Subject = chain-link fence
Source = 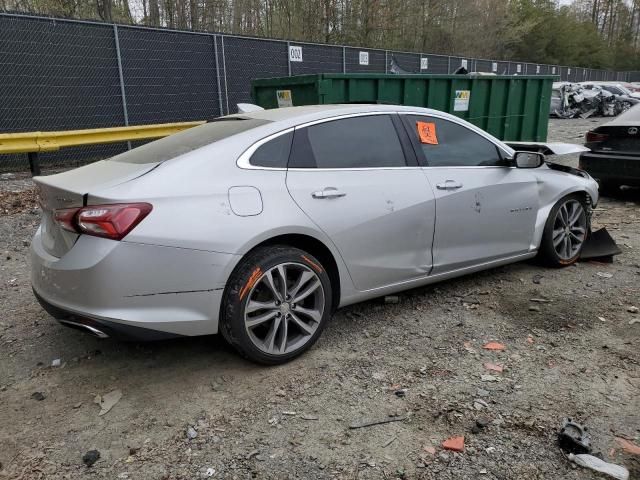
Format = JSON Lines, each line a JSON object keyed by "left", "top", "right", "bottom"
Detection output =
{"left": 0, "top": 12, "right": 634, "bottom": 172}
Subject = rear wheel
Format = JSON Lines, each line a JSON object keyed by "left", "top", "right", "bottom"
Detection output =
{"left": 538, "top": 194, "right": 588, "bottom": 267}
{"left": 220, "top": 245, "right": 332, "bottom": 365}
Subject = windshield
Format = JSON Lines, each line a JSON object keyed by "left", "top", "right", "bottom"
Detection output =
{"left": 108, "top": 118, "right": 270, "bottom": 164}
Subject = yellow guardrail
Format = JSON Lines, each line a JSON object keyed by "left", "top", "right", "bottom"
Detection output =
{"left": 0, "top": 121, "right": 205, "bottom": 155}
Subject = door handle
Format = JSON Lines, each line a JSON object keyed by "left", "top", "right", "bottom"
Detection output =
{"left": 312, "top": 187, "right": 346, "bottom": 199}
{"left": 436, "top": 180, "right": 463, "bottom": 190}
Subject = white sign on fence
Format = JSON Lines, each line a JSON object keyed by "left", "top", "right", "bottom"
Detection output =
{"left": 420, "top": 57, "right": 429, "bottom": 70}
{"left": 461, "top": 59, "right": 468, "bottom": 69}
{"left": 516, "top": 64, "right": 522, "bottom": 73}
{"left": 289, "top": 45, "right": 303, "bottom": 62}
{"left": 536, "top": 65, "right": 541, "bottom": 74}
{"left": 454, "top": 90, "right": 471, "bottom": 112}
{"left": 492, "top": 62, "right": 498, "bottom": 72}
{"left": 552, "top": 66, "right": 557, "bottom": 74}
{"left": 359, "top": 51, "right": 369, "bottom": 65}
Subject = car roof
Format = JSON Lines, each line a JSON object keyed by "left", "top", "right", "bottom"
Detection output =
{"left": 226, "top": 104, "right": 460, "bottom": 124}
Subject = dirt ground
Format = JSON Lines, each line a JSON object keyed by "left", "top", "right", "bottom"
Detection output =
{"left": 1, "top": 118, "right": 639, "bottom": 479}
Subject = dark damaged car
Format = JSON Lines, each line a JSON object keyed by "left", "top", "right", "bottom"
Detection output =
{"left": 580, "top": 104, "right": 640, "bottom": 194}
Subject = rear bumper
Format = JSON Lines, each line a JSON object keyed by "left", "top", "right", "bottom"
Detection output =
{"left": 579, "top": 152, "right": 640, "bottom": 186}
{"left": 34, "top": 289, "right": 183, "bottom": 341}
{"left": 31, "top": 227, "right": 238, "bottom": 338}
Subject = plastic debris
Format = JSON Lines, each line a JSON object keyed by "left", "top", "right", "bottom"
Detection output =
{"left": 94, "top": 389, "right": 122, "bottom": 416}
{"left": 558, "top": 418, "right": 591, "bottom": 454}
{"left": 568, "top": 453, "right": 629, "bottom": 480}
{"left": 627, "top": 306, "right": 638, "bottom": 314}
{"left": 483, "top": 342, "right": 505, "bottom": 351}
{"left": 442, "top": 436, "right": 465, "bottom": 452}
{"left": 187, "top": 426, "right": 198, "bottom": 439}
{"left": 51, "top": 358, "right": 61, "bottom": 367}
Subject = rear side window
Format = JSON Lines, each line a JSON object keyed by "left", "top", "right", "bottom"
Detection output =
{"left": 249, "top": 131, "right": 293, "bottom": 168}
{"left": 289, "top": 115, "right": 407, "bottom": 168}
{"left": 404, "top": 115, "right": 504, "bottom": 167}
{"left": 109, "top": 118, "right": 270, "bottom": 164}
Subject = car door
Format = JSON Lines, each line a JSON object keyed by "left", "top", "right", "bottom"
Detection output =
{"left": 286, "top": 113, "right": 436, "bottom": 291}
{"left": 400, "top": 113, "right": 539, "bottom": 274}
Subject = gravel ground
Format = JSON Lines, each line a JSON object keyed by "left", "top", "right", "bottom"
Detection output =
{"left": 1, "top": 118, "right": 639, "bottom": 479}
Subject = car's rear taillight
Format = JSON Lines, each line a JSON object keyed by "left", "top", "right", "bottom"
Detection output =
{"left": 585, "top": 131, "right": 609, "bottom": 143}
{"left": 53, "top": 203, "right": 152, "bottom": 240}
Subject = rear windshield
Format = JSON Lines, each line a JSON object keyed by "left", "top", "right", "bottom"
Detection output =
{"left": 108, "top": 118, "right": 270, "bottom": 164}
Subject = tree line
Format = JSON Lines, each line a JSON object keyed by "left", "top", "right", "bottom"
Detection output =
{"left": 3, "top": 0, "right": 640, "bottom": 70}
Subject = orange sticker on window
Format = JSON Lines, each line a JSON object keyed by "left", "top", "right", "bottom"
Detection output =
{"left": 417, "top": 121, "right": 438, "bottom": 145}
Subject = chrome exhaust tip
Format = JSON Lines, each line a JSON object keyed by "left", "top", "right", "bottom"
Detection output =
{"left": 59, "top": 319, "right": 109, "bottom": 338}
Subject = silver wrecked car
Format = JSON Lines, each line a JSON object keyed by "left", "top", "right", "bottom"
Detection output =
{"left": 31, "top": 105, "right": 598, "bottom": 364}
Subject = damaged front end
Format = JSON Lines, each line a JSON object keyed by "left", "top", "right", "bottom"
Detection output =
{"left": 506, "top": 141, "right": 621, "bottom": 260}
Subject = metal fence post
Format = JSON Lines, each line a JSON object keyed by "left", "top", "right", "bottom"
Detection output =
{"left": 447, "top": 56, "right": 451, "bottom": 74}
{"left": 221, "top": 35, "right": 229, "bottom": 115}
{"left": 342, "top": 46, "right": 346, "bottom": 73}
{"left": 213, "top": 35, "right": 224, "bottom": 116}
{"left": 28, "top": 152, "right": 40, "bottom": 176}
{"left": 113, "top": 24, "right": 131, "bottom": 150}
{"left": 287, "top": 41, "right": 292, "bottom": 76}
{"left": 385, "top": 50, "right": 388, "bottom": 73}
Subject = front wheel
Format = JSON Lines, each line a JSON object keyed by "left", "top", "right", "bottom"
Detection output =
{"left": 538, "top": 195, "right": 588, "bottom": 267}
{"left": 220, "top": 245, "right": 332, "bottom": 365}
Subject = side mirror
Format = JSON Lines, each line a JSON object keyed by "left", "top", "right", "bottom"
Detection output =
{"left": 513, "top": 151, "right": 544, "bottom": 168}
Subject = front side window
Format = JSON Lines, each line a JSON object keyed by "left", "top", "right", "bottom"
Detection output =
{"left": 404, "top": 115, "right": 504, "bottom": 167}
{"left": 289, "top": 115, "right": 407, "bottom": 168}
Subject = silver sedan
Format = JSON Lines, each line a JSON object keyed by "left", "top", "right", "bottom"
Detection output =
{"left": 31, "top": 105, "right": 598, "bottom": 364}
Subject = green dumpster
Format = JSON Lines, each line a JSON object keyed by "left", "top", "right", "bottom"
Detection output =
{"left": 251, "top": 73, "right": 557, "bottom": 142}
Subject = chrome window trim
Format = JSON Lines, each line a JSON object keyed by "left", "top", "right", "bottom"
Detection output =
{"left": 236, "top": 127, "right": 294, "bottom": 170}
{"left": 419, "top": 165, "right": 515, "bottom": 170}
{"left": 293, "top": 111, "right": 392, "bottom": 129}
{"left": 287, "top": 167, "right": 424, "bottom": 172}
{"left": 236, "top": 110, "right": 512, "bottom": 171}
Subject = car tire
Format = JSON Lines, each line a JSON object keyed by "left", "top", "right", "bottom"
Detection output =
{"left": 538, "top": 194, "right": 589, "bottom": 268}
{"left": 220, "top": 245, "right": 332, "bottom": 365}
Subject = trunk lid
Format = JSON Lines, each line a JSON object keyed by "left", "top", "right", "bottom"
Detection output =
{"left": 35, "top": 160, "right": 159, "bottom": 257}
{"left": 587, "top": 124, "right": 640, "bottom": 155}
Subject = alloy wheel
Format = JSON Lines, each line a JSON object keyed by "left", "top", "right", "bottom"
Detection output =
{"left": 244, "top": 262, "right": 325, "bottom": 355}
{"left": 552, "top": 199, "right": 587, "bottom": 260}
